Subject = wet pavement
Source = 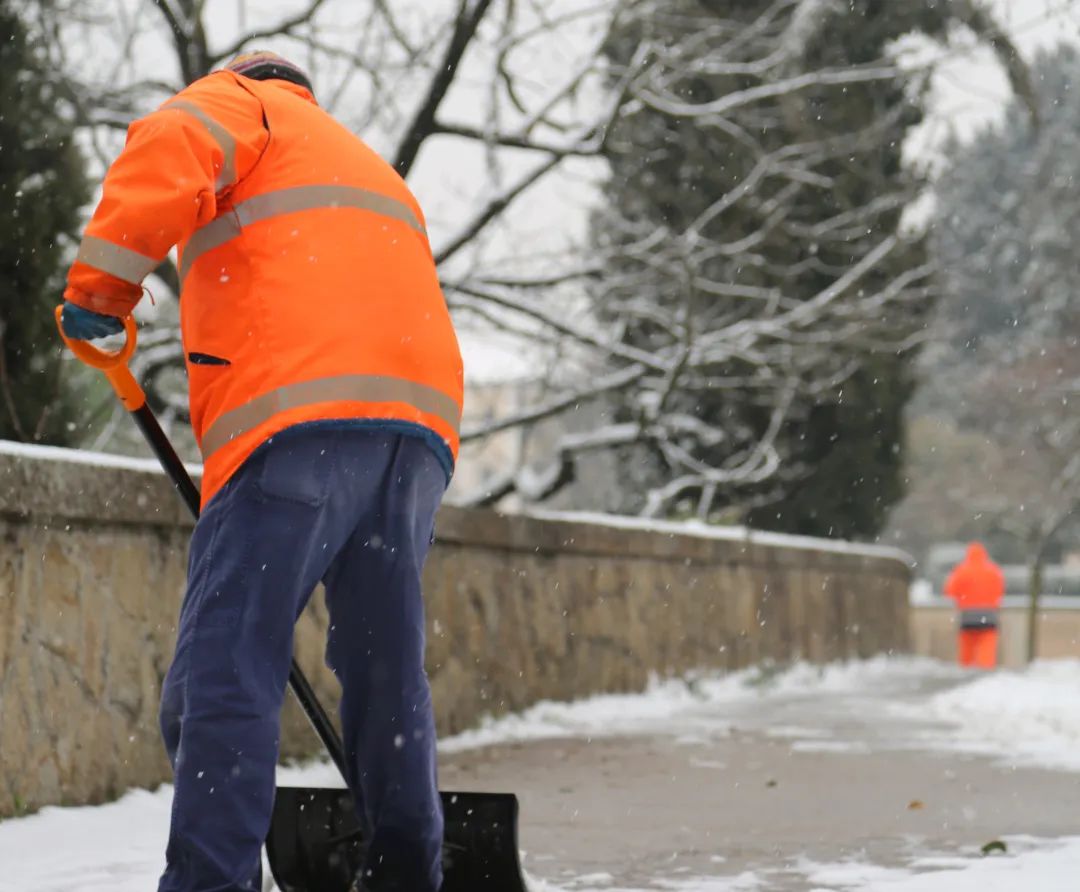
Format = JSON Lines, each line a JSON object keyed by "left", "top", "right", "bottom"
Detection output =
{"left": 438, "top": 666, "right": 1080, "bottom": 889}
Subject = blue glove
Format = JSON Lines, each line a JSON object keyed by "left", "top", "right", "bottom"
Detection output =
{"left": 60, "top": 302, "right": 125, "bottom": 340}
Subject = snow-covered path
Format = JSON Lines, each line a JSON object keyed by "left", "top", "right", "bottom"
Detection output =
{"left": 438, "top": 657, "right": 1080, "bottom": 890}
{"left": 3, "top": 658, "right": 1080, "bottom": 891}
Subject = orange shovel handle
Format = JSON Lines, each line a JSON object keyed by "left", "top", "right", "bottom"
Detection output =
{"left": 54, "top": 306, "right": 146, "bottom": 411}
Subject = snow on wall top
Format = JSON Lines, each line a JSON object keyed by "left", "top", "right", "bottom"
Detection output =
{"left": 526, "top": 509, "right": 914, "bottom": 565}
{"left": 0, "top": 439, "right": 201, "bottom": 476}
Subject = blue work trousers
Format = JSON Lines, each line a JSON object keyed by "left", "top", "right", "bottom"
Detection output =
{"left": 157, "top": 428, "right": 447, "bottom": 892}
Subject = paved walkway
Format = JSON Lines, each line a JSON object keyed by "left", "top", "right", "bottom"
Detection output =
{"left": 438, "top": 668, "right": 1080, "bottom": 889}
{"left": 4, "top": 660, "right": 1078, "bottom": 891}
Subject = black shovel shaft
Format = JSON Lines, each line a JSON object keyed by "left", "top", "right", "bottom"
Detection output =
{"left": 132, "top": 407, "right": 201, "bottom": 515}
{"left": 131, "top": 403, "right": 350, "bottom": 780}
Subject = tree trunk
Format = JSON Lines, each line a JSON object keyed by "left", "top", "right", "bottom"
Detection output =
{"left": 1025, "top": 546, "right": 1044, "bottom": 664}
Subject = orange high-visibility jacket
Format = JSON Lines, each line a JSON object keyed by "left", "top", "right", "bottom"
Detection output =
{"left": 65, "top": 71, "right": 463, "bottom": 505}
{"left": 944, "top": 543, "right": 1005, "bottom": 610}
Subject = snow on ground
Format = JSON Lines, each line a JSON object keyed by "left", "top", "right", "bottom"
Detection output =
{"left": 436, "top": 656, "right": 1080, "bottom": 774}
{"left": 5, "top": 657, "right": 1080, "bottom": 891}
{"left": 529, "top": 836, "right": 1080, "bottom": 891}
{"left": 443, "top": 657, "right": 960, "bottom": 753}
{"left": 903, "top": 659, "right": 1080, "bottom": 772}
{"left": 0, "top": 788, "right": 172, "bottom": 892}
{"left": 783, "top": 837, "right": 1080, "bottom": 892}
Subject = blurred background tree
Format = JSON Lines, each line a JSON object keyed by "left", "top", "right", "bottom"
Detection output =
{"left": 888, "top": 43, "right": 1080, "bottom": 569}
{"left": 591, "top": 0, "right": 1033, "bottom": 538}
{"left": 0, "top": 0, "right": 89, "bottom": 445}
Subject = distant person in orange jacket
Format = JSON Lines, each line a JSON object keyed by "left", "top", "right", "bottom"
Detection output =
{"left": 944, "top": 542, "right": 1005, "bottom": 670}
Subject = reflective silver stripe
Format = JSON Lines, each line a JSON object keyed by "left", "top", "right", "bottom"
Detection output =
{"left": 75, "top": 235, "right": 158, "bottom": 285}
{"left": 178, "top": 184, "right": 426, "bottom": 281}
{"left": 959, "top": 608, "right": 998, "bottom": 629}
{"left": 200, "top": 374, "right": 460, "bottom": 459}
{"left": 237, "top": 185, "right": 425, "bottom": 235}
{"left": 179, "top": 213, "right": 241, "bottom": 281}
{"left": 163, "top": 100, "right": 237, "bottom": 192}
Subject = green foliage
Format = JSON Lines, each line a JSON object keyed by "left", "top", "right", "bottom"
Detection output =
{"left": 747, "top": 359, "right": 910, "bottom": 538}
{"left": 594, "top": 0, "right": 939, "bottom": 538}
{"left": 0, "top": 0, "right": 89, "bottom": 444}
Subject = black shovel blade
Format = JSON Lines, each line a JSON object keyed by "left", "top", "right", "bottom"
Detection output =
{"left": 266, "top": 786, "right": 528, "bottom": 892}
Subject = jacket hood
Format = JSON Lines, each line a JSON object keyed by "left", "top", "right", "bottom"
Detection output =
{"left": 966, "top": 542, "right": 990, "bottom": 562}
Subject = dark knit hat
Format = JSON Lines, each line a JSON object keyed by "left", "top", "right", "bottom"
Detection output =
{"left": 224, "top": 50, "right": 314, "bottom": 96}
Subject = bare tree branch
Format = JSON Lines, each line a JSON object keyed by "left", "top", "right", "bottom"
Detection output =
{"left": 461, "top": 364, "right": 647, "bottom": 442}
{"left": 393, "top": 0, "right": 497, "bottom": 177}
{"left": 433, "top": 153, "right": 561, "bottom": 265}
{"left": 637, "top": 61, "right": 903, "bottom": 119}
{"left": 209, "top": 0, "right": 332, "bottom": 65}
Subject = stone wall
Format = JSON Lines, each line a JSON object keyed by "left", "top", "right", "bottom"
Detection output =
{"left": 0, "top": 444, "right": 911, "bottom": 818}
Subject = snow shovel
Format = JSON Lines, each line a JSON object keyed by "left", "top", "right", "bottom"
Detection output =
{"left": 56, "top": 310, "right": 528, "bottom": 892}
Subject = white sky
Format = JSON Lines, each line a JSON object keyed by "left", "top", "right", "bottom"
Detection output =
{"left": 905, "top": 0, "right": 1080, "bottom": 169}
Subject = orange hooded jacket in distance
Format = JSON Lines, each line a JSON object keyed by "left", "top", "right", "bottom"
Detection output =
{"left": 944, "top": 543, "right": 1005, "bottom": 610}
{"left": 65, "top": 71, "right": 463, "bottom": 506}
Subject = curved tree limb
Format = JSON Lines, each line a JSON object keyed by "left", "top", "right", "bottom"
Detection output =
{"left": 392, "top": 0, "right": 497, "bottom": 177}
